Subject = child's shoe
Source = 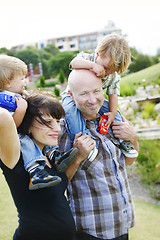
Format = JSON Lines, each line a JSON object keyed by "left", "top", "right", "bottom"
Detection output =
{"left": 119, "top": 141, "right": 138, "bottom": 158}
{"left": 87, "top": 147, "right": 98, "bottom": 162}
{"left": 29, "top": 165, "right": 61, "bottom": 190}
{"left": 50, "top": 148, "right": 79, "bottom": 172}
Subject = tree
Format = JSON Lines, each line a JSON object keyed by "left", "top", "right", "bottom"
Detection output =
{"left": 48, "top": 51, "right": 77, "bottom": 78}
{"left": 58, "top": 69, "right": 65, "bottom": 83}
{"left": 54, "top": 86, "right": 60, "bottom": 97}
{"left": 15, "top": 46, "right": 40, "bottom": 66}
{"left": 39, "top": 75, "right": 45, "bottom": 87}
{"left": 44, "top": 44, "right": 59, "bottom": 56}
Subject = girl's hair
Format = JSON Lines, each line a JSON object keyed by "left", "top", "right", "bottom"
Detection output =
{"left": 18, "top": 91, "right": 65, "bottom": 137}
{"left": 0, "top": 54, "right": 27, "bottom": 89}
{"left": 96, "top": 34, "right": 131, "bottom": 73}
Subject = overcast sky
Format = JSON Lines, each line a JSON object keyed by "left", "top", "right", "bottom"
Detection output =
{"left": 0, "top": 0, "right": 159, "bottom": 55}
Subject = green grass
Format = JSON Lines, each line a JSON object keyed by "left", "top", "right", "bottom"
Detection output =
{"left": 121, "top": 63, "right": 160, "bottom": 85}
{"left": 0, "top": 170, "right": 18, "bottom": 240}
{"left": 0, "top": 170, "right": 160, "bottom": 240}
{"left": 130, "top": 199, "right": 160, "bottom": 240}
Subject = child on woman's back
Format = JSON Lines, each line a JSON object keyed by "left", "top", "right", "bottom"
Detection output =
{"left": 0, "top": 54, "right": 78, "bottom": 190}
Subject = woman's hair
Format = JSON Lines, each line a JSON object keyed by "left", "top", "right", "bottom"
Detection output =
{"left": 0, "top": 54, "right": 27, "bottom": 89}
{"left": 18, "top": 91, "right": 65, "bottom": 137}
{"left": 96, "top": 34, "right": 131, "bottom": 73}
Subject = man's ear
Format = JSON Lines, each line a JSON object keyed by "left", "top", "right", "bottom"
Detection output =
{"left": 68, "top": 90, "right": 74, "bottom": 100}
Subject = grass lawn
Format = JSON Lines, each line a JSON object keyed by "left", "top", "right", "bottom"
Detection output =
{"left": 0, "top": 170, "right": 160, "bottom": 240}
{"left": 121, "top": 62, "right": 160, "bottom": 85}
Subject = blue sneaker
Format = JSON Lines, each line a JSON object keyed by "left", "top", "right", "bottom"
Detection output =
{"left": 29, "top": 166, "right": 61, "bottom": 190}
{"left": 49, "top": 148, "right": 79, "bottom": 172}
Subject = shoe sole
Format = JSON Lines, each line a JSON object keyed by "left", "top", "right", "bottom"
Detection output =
{"left": 29, "top": 177, "right": 62, "bottom": 190}
{"left": 87, "top": 147, "right": 98, "bottom": 162}
{"left": 121, "top": 149, "right": 138, "bottom": 158}
{"left": 57, "top": 148, "right": 78, "bottom": 172}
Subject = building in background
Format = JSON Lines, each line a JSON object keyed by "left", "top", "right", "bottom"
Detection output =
{"left": 12, "top": 21, "right": 122, "bottom": 52}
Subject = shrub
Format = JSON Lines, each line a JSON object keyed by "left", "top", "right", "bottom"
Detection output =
{"left": 39, "top": 75, "right": 45, "bottom": 87}
{"left": 137, "top": 139, "right": 160, "bottom": 184}
{"left": 58, "top": 69, "right": 65, "bottom": 84}
{"left": 141, "top": 102, "right": 157, "bottom": 119}
{"left": 54, "top": 86, "right": 60, "bottom": 97}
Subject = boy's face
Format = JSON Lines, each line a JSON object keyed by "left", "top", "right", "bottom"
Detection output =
{"left": 96, "top": 55, "right": 115, "bottom": 75}
{"left": 5, "top": 74, "right": 26, "bottom": 94}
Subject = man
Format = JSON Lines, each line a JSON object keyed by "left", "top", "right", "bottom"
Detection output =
{"left": 59, "top": 69, "right": 139, "bottom": 240}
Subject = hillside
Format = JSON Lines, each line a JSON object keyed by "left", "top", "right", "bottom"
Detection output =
{"left": 121, "top": 62, "right": 160, "bottom": 85}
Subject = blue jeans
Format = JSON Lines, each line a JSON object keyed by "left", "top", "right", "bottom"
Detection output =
{"left": 19, "top": 135, "right": 56, "bottom": 171}
{"left": 75, "top": 232, "right": 128, "bottom": 240}
{"left": 62, "top": 95, "right": 122, "bottom": 143}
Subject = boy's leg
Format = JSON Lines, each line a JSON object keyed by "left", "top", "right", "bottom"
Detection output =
{"left": 62, "top": 95, "right": 97, "bottom": 162}
{"left": 19, "top": 135, "right": 61, "bottom": 190}
{"left": 99, "top": 99, "right": 138, "bottom": 158}
{"left": 62, "top": 96, "right": 88, "bottom": 142}
{"left": 48, "top": 147, "right": 79, "bottom": 172}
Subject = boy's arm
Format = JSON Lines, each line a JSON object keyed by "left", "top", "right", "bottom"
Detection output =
{"left": 70, "top": 57, "right": 105, "bottom": 77}
{"left": 104, "top": 94, "right": 118, "bottom": 127}
{"left": 0, "top": 108, "right": 20, "bottom": 169}
{"left": 13, "top": 97, "right": 28, "bottom": 127}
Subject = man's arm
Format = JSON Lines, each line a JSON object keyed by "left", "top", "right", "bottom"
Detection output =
{"left": 0, "top": 108, "right": 20, "bottom": 169}
{"left": 112, "top": 115, "right": 139, "bottom": 165}
{"left": 65, "top": 133, "right": 96, "bottom": 182}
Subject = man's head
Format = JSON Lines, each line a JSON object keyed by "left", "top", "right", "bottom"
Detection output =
{"left": 0, "top": 54, "right": 27, "bottom": 93}
{"left": 68, "top": 69, "right": 104, "bottom": 120}
{"left": 96, "top": 34, "right": 131, "bottom": 74}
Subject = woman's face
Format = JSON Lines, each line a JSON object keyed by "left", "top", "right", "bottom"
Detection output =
{"left": 29, "top": 114, "right": 61, "bottom": 151}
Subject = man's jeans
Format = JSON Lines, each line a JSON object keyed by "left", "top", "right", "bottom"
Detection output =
{"left": 75, "top": 232, "right": 128, "bottom": 240}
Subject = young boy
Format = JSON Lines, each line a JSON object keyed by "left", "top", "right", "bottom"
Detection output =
{"left": 62, "top": 34, "right": 138, "bottom": 159}
{"left": 0, "top": 54, "right": 78, "bottom": 190}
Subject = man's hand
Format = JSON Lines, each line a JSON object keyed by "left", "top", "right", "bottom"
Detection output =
{"left": 112, "top": 115, "right": 137, "bottom": 145}
{"left": 73, "top": 132, "right": 96, "bottom": 161}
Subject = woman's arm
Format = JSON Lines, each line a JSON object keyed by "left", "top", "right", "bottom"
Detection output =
{"left": 0, "top": 107, "right": 20, "bottom": 169}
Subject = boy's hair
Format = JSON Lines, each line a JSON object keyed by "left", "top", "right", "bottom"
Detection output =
{"left": 0, "top": 54, "right": 27, "bottom": 89}
{"left": 18, "top": 91, "right": 65, "bottom": 138}
{"left": 96, "top": 34, "right": 131, "bottom": 73}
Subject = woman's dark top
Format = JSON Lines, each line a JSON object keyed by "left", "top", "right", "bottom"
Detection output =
{"left": 0, "top": 154, "right": 76, "bottom": 240}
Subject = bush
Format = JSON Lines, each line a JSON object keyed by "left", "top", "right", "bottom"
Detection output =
{"left": 141, "top": 102, "right": 157, "bottom": 119}
{"left": 54, "top": 86, "right": 60, "bottom": 97}
{"left": 58, "top": 69, "right": 65, "bottom": 84}
{"left": 137, "top": 139, "right": 160, "bottom": 184}
{"left": 120, "top": 81, "right": 136, "bottom": 96}
{"left": 39, "top": 75, "right": 45, "bottom": 87}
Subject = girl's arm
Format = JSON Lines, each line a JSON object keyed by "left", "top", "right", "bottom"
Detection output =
{"left": 0, "top": 108, "right": 20, "bottom": 169}
{"left": 13, "top": 97, "right": 28, "bottom": 127}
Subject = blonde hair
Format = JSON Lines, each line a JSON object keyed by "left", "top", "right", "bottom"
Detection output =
{"left": 0, "top": 54, "right": 27, "bottom": 89}
{"left": 96, "top": 34, "right": 131, "bottom": 73}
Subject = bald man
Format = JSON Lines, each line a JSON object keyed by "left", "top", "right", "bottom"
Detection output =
{"left": 59, "top": 69, "right": 139, "bottom": 240}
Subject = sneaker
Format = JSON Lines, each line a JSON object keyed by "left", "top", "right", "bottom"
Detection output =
{"left": 87, "top": 147, "right": 98, "bottom": 162}
{"left": 50, "top": 148, "right": 79, "bottom": 172}
{"left": 119, "top": 141, "right": 138, "bottom": 158}
{"left": 29, "top": 166, "right": 61, "bottom": 190}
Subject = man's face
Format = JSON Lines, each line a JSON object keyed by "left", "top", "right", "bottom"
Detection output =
{"left": 70, "top": 71, "right": 104, "bottom": 119}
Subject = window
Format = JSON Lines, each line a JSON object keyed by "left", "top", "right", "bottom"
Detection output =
{"left": 90, "top": 35, "right": 96, "bottom": 41}
{"left": 70, "top": 44, "right": 76, "bottom": 48}
{"left": 80, "top": 36, "right": 86, "bottom": 42}
{"left": 58, "top": 45, "right": 64, "bottom": 49}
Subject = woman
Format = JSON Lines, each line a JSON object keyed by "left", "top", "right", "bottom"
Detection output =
{"left": 0, "top": 91, "right": 81, "bottom": 240}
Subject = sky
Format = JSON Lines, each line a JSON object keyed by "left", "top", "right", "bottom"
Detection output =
{"left": 0, "top": 0, "right": 160, "bottom": 56}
